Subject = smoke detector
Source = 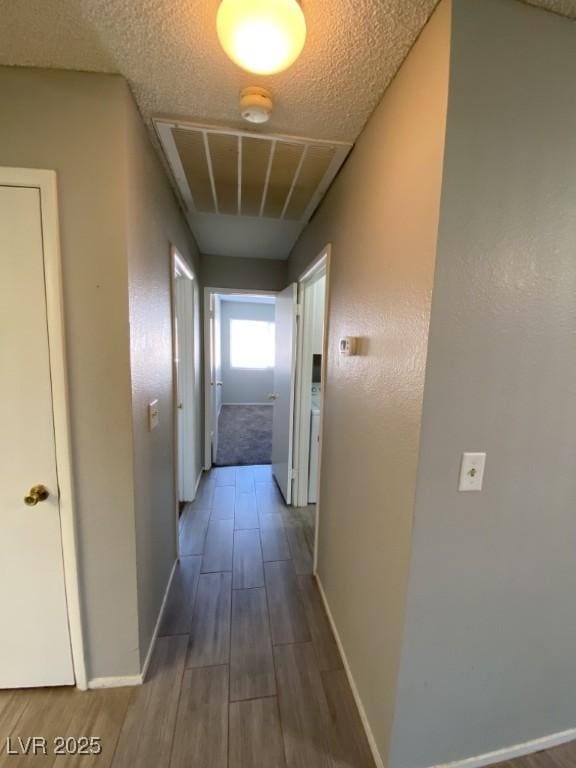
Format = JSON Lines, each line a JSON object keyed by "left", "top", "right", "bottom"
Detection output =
{"left": 240, "top": 86, "right": 273, "bottom": 124}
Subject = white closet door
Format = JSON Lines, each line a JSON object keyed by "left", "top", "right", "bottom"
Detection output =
{"left": 0, "top": 185, "right": 74, "bottom": 688}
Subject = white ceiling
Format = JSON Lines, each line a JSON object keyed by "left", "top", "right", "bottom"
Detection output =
{"left": 2, "top": 0, "right": 575, "bottom": 255}
{"left": 0, "top": 0, "right": 441, "bottom": 142}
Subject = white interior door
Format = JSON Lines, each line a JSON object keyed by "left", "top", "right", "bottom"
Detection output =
{"left": 272, "top": 283, "right": 298, "bottom": 504}
{"left": 175, "top": 274, "right": 196, "bottom": 501}
{"left": 212, "top": 295, "right": 223, "bottom": 462}
{"left": 0, "top": 185, "right": 74, "bottom": 688}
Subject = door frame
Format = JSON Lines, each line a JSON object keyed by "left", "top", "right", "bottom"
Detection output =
{"left": 0, "top": 167, "right": 87, "bottom": 689}
{"left": 293, "top": 245, "right": 331, "bottom": 569}
{"left": 170, "top": 246, "right": 199, "bottom": 544}
{"left": 271, "top": 282, "right": 298, "bottom": 505}
{"left": 203, "top": 286, "right": 278, "bottom": 470}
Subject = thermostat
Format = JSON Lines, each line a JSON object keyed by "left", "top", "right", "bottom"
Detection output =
{"left": 339, "top": 337, "right": 358, "bottom": 356}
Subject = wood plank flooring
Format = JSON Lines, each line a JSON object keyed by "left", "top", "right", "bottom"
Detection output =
{"left": 0, "top": 465, "right": 369, "bottom": 768}
{"left": 3, "top": 464, "right": 571, "bottom": 768}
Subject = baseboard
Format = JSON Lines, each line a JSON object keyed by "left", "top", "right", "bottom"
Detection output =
{"left": 140, "top": 558, "right": 178, "bottom": 682}
{"left": 432, "top": 728, "right": 576, "bottom": 768}
{"left": 88, "top": 674, "right": 143, "bottom": 689}
{"left": 315, "top": 578, "right": 576, "bottom": 768}
{"left": 182, "top": 467, "right": 204, "bottom": 504}
{"left": 221, "top": 402, "right": 273, "bottom": 406}
{"left": 193, "top": 467, "right": 203, "bottom": 499}
{"left": 88, "top": 559, "right": 178, "bottom": 690}
{"left": 314, "top": 573, "right": 386, "bottom": 768}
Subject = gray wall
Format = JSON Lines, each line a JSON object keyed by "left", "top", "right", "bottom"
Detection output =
{"left": 220, "top": 301, "right": 275, "bottom": 404}
{"left": 202, "top": 253, "right": 287, "bottom": 291}
{"left": 287, "top": 2, "right": 451, "bottom": 761}
{"left": 124, "top": 86, "right": 201, "bottom": 668}
{"left": 389, "top": 1, "right": 576, "bottom": 766}
{"left": 0, "top": 66, "right": 201, "bottom": 681}
{"left": 0, "top": 67, "right": 139, "bottom": 678}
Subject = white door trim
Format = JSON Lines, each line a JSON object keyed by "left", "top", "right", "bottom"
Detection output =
{"left": 293, "top": 244, "right": 331, "bottom": 569}
{"left": 271, "top": 283, "right": 298, "bottom": 504}
{"left": 170, "top": 246, "right": 198, "bottom": 553}
{"left": 0, "top": 167, "right": 87, "bottom": 690}
{"left": 202, "top": 286, "right": 278, "bottom": 470}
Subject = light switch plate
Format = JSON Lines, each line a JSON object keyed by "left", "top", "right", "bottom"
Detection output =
{"left": 458, "top": 452, "right": 486, "bottom": 492}
{"left": 148, "top": 399, "right": 159, "bottom": 431}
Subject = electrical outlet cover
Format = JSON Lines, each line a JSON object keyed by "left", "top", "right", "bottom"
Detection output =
{"left": 458, "top": 452, "right": 486, "bottom": 492}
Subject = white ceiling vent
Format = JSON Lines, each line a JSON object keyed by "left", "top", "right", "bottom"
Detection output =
{"left": 154, "top": 118, "right": 352, "bottom": 259}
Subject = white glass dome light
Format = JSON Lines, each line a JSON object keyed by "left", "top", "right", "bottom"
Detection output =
{"left": 217, "top": 0, "right": 307, "bottom": 76}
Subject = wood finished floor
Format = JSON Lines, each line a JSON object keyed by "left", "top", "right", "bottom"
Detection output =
{"left": 2, "top": 465, "right": 575, "bottom": 768}
{"left": 0, "top": 465, "right": 373, "bottom": 768}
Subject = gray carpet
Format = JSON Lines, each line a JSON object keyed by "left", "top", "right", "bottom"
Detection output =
{"left": 215, "top": 404, "right": 273, "bottom": 467}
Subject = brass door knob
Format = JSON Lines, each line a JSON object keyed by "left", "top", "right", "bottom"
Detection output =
{"left": 24, "top": 484, "right": 49, "bottom": 506}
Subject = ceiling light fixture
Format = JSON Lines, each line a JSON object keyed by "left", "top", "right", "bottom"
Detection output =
{"left": 217, "top": 0, "right": 307, "bottom": 76}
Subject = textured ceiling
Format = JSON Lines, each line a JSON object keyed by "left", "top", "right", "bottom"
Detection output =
{"left": 2, "top": 0, "right": 576, "bottom": 254}
{"left": 524, "top": 0, "right": 576, "bottom": 13}
{"left": 1, "top": 0, "right": 439, "bottom": 142}
{"left": 2, "top": 0, "right": 575, "bottom": 142}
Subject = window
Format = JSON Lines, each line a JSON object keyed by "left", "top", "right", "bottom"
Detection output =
{"left": 230, "top": 319, "right": 275, "bottom": 369}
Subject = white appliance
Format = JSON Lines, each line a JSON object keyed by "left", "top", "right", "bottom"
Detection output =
{"left": 308, "top": 405, "right": 321, "bottom": 503}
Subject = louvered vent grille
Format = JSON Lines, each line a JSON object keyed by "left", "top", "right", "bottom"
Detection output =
{"left": 167, "top": 123, "right": 348, "bottom": 222}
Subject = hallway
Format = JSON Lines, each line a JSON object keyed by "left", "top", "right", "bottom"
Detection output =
{"left": 2, "top": 467, "right": 576, "bottom": 767}
{"left": 0, "top": 466, "right": 374, "bottom": 767}
{"left": 159, "top": 463, "right": 375, "bottom": 767}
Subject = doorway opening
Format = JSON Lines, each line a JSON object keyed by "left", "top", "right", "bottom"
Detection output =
{"left": 204, "top": 288, "right": 278, "bottom": 470}
{"left": 293, "top": 246, "right": 330, "bottom": 562}
{"left": 171, "top": 246, "right": 200, "bottom": 520}
{"left": 203, "top": 250, "right": 330, "bottom": 527}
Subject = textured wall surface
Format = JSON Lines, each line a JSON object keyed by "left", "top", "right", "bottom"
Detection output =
{"left": 124, "top": 86, "right": 202, "bottom": 668}
{"left": 0, "top": 66, "right": 203, "bottom": 681}
{"left": 287, "top": 3, "right": 451, "bottom": 761}
{"left": 202, "top": 254, "right": 288, "bottom": 292}
{"left": 389, "top": 1, "right": 576, "bottom": 766}
{"left": 220, "top": 301, "right": 275, "bottom": 405}
{"left": 0, "top": 67, "right": 140, "bottom": 679}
